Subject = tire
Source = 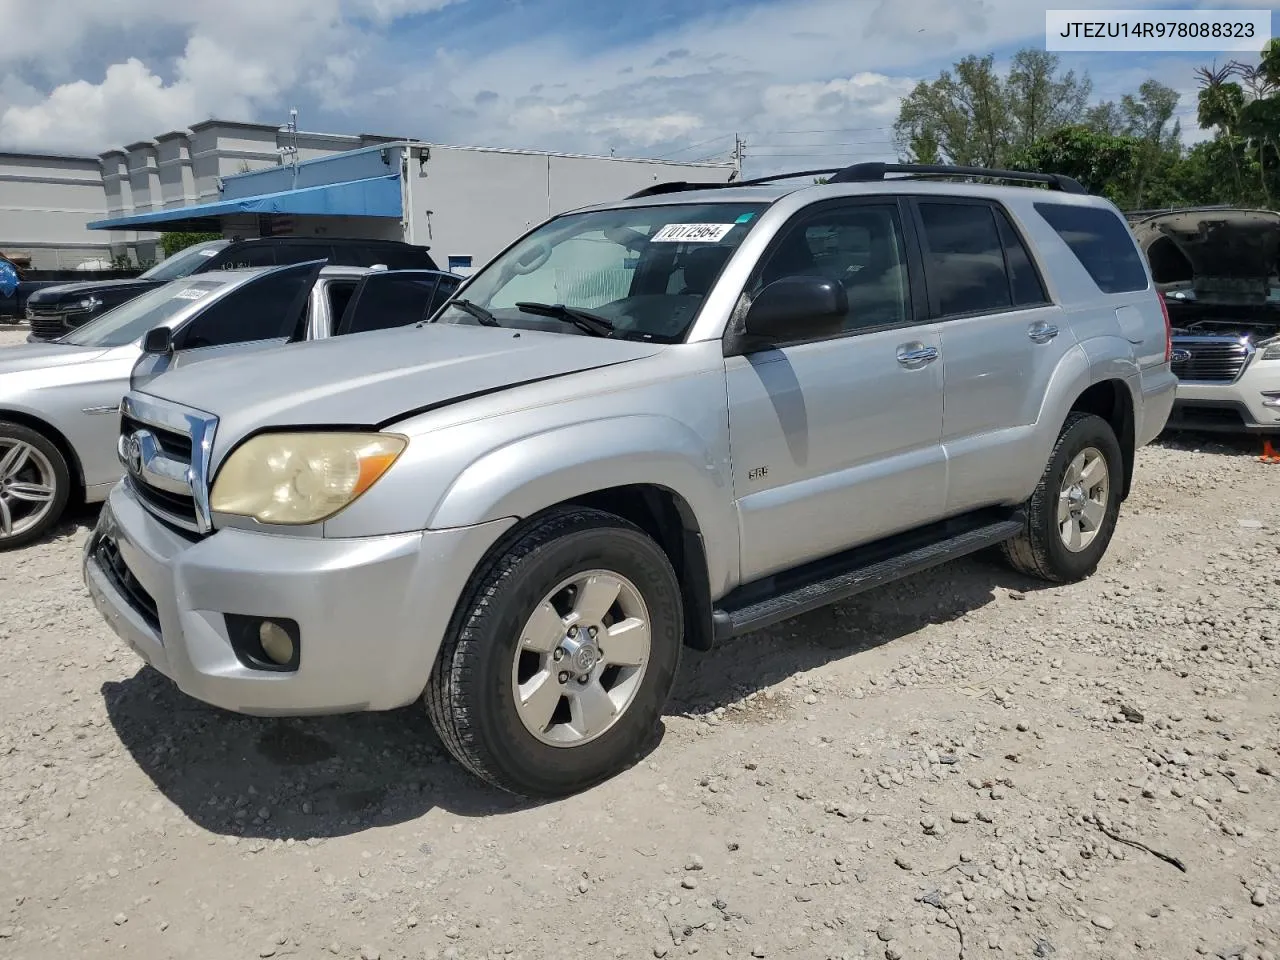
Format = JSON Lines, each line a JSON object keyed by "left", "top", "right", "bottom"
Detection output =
{"left": 425, "top": 506, "right": 684, "bottom": 798}
{"left": 1000, "top": 412, "right": 1124, "bottom": 584}
{"left": 0, "top": 421, "right": 71, "bottom": 551}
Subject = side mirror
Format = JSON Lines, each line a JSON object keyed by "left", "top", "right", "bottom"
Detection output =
{"left": 743, "top": 276, "right": 848, "bottom": 344}
{"left": 141, "top": 326, "right": 173, "bottom": 354}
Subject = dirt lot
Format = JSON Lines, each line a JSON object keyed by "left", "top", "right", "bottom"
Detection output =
{"left": 2, "top": 322, "right": 1279, "bottom": 960}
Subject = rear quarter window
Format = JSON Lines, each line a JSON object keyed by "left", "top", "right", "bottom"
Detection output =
{"left": 1034, "top": 202, "right": 1149, "bottom": 294}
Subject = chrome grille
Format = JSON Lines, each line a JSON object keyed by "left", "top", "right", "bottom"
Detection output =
{"left": 1169, "top": 336, "right": 1253, "bottom": 384}
{"left": 118, "top": 394, "right": 219, "bottom": 535}
{"left": 25, "top": 306, "right": 71, "bottom": 341}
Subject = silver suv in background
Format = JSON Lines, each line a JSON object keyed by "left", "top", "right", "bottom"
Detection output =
{"left": 85, "top": 162, "right": 1176, "bottom": 798}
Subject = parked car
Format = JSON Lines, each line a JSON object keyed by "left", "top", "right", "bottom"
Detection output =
{"left": 24, "top": 237, "right": 440, "bottom": 342}
{"left": 84, "top": 162, "right": 1176, "bottom": 798}
{"left": 1, "top": 263, "right": 144, "bottom": 323}
{"left": 1129, "top": 207, "right": 1280, "bottom": 436}
{"left": 0, "top": 261, "right": 460, "bottom": 549}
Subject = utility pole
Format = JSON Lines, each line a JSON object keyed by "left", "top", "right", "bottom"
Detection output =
{"left": 730, "top": 134, "right": 745, "bottom": 182}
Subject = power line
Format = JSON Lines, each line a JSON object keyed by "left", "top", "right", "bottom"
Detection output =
{"left": 751, "top": 139, "right": 894, "bottom": 148}
{"left": 744, "top": 125, "right": 894, "bottom": 136}
{"left": 658, "top": 133, "right": 735, "bottom": 159}
{"left": 747, "top": 151, "right": 895, "bottom": 159}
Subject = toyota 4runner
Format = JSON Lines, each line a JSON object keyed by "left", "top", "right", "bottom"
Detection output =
{"left": 83, "top": 162, "right": 1177, "bottom": 798}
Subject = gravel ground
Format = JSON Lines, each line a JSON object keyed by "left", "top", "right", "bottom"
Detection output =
{"left": 2, "top": 322, "right": 1279, "bottom": 960}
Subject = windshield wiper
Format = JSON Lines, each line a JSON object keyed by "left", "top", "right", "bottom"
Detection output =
{"left": 450, "top": 298, "right": 501, "bottom": 327}
{"left": 514, "top": 301, "right": 614, "bottom": 337}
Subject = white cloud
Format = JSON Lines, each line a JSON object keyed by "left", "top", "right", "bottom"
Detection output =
{"left": 0, "top": 0, "right": 1258, "bottom": 165}
{"left": 0, "top": 0, "right": 459, "bottom": 152}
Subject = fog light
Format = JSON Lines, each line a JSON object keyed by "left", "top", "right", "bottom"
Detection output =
{"left": 259, "top": 621, "right": 295, "bottom": 665}
{"left": 224, "top": 614, "right": 300, "bottom": 672}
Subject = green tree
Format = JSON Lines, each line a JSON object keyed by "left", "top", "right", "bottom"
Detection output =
{"left": 1008, "top": 126, "right": 1143, "bottom": 204}
{"left": 894, "top": 49, "right": 1092, "bottom": 167}
{"left": 1006, "top": 49, "right": 1093, "bottom": 150}
{"left": 159, "top": 231, "right": 222, "bottom": 259}
{"left": 1119, "top": 80, "right": 1181, "bottom": 207}
{"left": 1085, "top": 101, "right": 1125, "bottom": 135}
{"left": 904, "top": 131, "right": 940, "bottom": 164}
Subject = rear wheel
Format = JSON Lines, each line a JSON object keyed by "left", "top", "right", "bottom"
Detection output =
{"left": 425, "top": 506, "right": 684, "bottom": 798}
{"left": 0, "top": 422, "right": 70, "bottom": 551}
{"left": 1000, "top": 412, "right": 1123, "bottom": 583}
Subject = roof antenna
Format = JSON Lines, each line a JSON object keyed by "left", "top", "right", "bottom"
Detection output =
{"left": 279, "top": 108, "right": 300, "bottom": 189}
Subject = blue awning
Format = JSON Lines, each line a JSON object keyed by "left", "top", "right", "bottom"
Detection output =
{"left": 87, "top": 174, "right": 402, "bottom": 230}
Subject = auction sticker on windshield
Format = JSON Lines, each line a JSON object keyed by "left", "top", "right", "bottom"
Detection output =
{"left": 651, "top": 223, "right": 735, "bottom": 243}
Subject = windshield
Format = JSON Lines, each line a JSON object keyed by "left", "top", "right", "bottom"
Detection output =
{"left": 139, "top": 239, "right": 231, "bottom": 281}
{"left": 60, "top": 278, "right": 232, "bottom": 347}
{"left": 434, "top": 201, "right": 768, "bottom": 342}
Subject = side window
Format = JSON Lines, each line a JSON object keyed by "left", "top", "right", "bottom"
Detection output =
{"left": 270, "top": 244, "right": 322, "bottom": 266}
{"left": 337, "top": 274, "right": 440, "bottom": 336}
{"left": 212, "top": 245, "right": 277, "bottom": 270}
{"left": 368, "top": 246, "right": 435, "bottom": 269}
{"left": 326, "top": 281, "right": 358, "bottom": 326}
{"left": 1034, "top": 202, "right": 1149, "bottom": 294}
{"left": 994, "top": 208, "right": 1049, "bottom": 306}
{"left": 750, "top": 203, "right": 910, "bottom": 334}
{"left": 425, "top": 275, "right": 461, "bottom": 319}
{"left": 917, "top": 202, "right": 1012, "bottom": 317}
{"left": 330, "top": 244, "right": 380, "bottom": 267}
{"left": 174, "top": 266, "right": 315, "bottom": 349}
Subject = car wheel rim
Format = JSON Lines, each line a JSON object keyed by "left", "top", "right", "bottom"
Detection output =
{"left": 1057, "top": 446, "right": 1109, "bottom": 553}
{"left": 510, "top": 569, "right": 652, "bottom": 748}
{"left": 0, "top": 439, "right": 57, "bottom": 542}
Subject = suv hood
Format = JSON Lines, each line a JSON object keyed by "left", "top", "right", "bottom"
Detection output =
{"left": 1135, "top": 208, "right": 1280, "bottom": 339}
{"left": 26, "top": 277, "right": 159, "bottom": 305}
{"left": 1133, "top": 208, "right": 1280, "bottom": 299}
{"left": 141, "top": 323, "right": 666, "bottom": 441}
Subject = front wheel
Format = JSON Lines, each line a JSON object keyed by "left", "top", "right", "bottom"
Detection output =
{"left": 425, "top": 506, "right": 684, "bottom": 798}
{"left": 0, "top": 422, "right": 70, "bottom": 551}
{"left": 1000, "top": 411, "right": 1124, "bottom": 583}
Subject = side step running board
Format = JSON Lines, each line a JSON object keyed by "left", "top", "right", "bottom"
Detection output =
{"left": 711, "top": 513, "right": 1025, "bottom": 642}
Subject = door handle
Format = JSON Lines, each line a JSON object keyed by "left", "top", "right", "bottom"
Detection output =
{"left": 896, "top": 343, "right": 939, "bottom": 366}
{"left": 1028, "top": 321, "right": 1059, "bottom": 344}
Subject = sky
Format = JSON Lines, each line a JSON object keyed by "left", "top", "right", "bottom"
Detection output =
{"left": 0, "top": 0, "right": 1276, "bottom": 178}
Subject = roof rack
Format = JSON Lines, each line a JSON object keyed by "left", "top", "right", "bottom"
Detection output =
{"left": 828, "top": 162, "right": 1086, "bottom": 193}
{"left": 626, "top": 162, "right": 1086, "bottom": 200}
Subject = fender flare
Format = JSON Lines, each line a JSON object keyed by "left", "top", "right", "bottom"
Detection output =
{"left": 427, "top": 414, "right": 739, "bottom": 592}
{"left": 1031, "top": 338, "right": 1140, "bottom": 475}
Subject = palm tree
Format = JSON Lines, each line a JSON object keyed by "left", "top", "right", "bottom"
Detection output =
{"left": 1195, "top": 63, "right": 1246, "bottom": 198}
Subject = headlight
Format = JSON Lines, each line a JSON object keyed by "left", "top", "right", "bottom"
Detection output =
{"left": 1261, "top": 338, "right": 1280, "bottom": 360}
{"left": 210, "top": 432, "right": 408, "bottom": 525}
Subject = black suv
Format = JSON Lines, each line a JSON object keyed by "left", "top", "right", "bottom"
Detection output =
{"left": 24, "top": 237, "right": 439, "bottom": 342}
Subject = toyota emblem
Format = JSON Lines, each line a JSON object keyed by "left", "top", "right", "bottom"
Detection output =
{"left": 125, "top": 434, "right": 143, "bottom": 475}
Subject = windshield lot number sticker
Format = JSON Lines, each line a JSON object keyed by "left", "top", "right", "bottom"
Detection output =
{"left": 173, "top": 288, "right": 210, "bottom": 300}
{"left": 651, "top": 223, "right": 735, "bottom": 243}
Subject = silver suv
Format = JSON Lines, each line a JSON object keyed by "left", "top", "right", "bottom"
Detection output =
{"left": 83, "top": 163, "right": 1177, "bottom": 798}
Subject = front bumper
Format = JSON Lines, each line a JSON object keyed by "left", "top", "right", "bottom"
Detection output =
{"left": 84, "top": 481, "right": 513, "bottom": 716}
{"left": 1167, "top": 361, "right": 1280, "bottom": 434}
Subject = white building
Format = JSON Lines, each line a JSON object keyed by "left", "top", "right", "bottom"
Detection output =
{"left": 0, "top": 151, "right": 112, "bottom": 271}
{"left": 1, "top": 119, "right": 738, "bottom": 274}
